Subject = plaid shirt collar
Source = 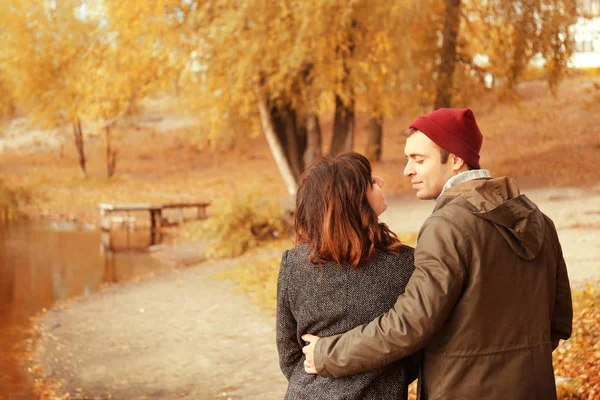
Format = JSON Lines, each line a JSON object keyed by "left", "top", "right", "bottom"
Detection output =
{"left": 436, "top": 169, "right": 492, "bottom": 200}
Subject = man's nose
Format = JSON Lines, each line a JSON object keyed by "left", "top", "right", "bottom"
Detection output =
{"left": 403, "top": 161, "right": 414, "bottom": 177}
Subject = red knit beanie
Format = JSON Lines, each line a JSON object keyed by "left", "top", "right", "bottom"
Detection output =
{"left": 409, "top": 108, "right": 483, "bottom": 169}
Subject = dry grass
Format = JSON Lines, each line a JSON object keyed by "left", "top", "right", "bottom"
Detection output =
{"left": 554, "top": 284, "right": 600, "bottom": 399}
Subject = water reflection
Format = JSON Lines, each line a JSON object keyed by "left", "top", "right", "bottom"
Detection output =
{"left": 0, "top": 221, "right": 169, "bottom": 399}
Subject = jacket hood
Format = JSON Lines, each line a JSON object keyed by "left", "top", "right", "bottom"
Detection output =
{"left": 435, "top": 177, "right": 545, "bottom": 260}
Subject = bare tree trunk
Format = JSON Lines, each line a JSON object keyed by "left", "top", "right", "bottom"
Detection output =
{"left": 304, "top": 112, "right": 322, "bottom": 167}
{"left": 269, "top": 102, "right": 307, "bottom": 181}
{"left": 72, "top": 117, "right": 87, "bottom": 178}
{"left": 296, "top": 121, "right": 308, "bottom": 174}
{"left": 302, "top": 63, "right": 321, "bottom": 168}
{"left": 105, "top": 126, "right": 117, "bottom": 178}
{"left": 365, "top": 115, "right": 383, "bottom": 161}
{"left": 509, "top": 36, "right": 527, "bottom": 91}
{"left": 330, "top": 95, "right": 355, "bottom": 154}
{"left": 254, "top": 83, "right": 297, "bottom": 197}
{"left": 434, "top": 0, "right": 461, "bottom": 110}
{"left": 508, "top": 1, "right": 535, "bottom": 93}
{"left": 330, "top": 20, "right": 356, "bottom": 154}
{"left": 282, "top": 105, "right": 304, "bottom": 180}
{"left": 174, "top": 69, "right": 183, "bottom": 97}
{"left": 126, "top": 90, "right": 137, "bottom": 115}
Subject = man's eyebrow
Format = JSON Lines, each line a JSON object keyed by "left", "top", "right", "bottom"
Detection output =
{"left": 405, "top": 153, "right": 427, "bottom": 158}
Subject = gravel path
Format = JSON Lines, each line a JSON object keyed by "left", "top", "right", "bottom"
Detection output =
{"left": 30, "top": 185, "right": 600, "bottom": 399}
{"left": 32, "top": 259, "right": 287, "bottom": 400}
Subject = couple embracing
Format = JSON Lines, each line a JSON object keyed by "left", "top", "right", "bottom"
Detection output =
{"left": 276, "top": 108, "right": 573, "bottom": 400}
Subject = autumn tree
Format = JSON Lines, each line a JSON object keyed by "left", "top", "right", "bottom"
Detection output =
{"left": 410, "top": 0, "right": 579, "bottom": 110}
{"left": 0, "top": 0, "right": 185, "bottom": 178}
{"left": 0, "top": 0, "right": 98, "bottom": 176}
{"left": 174, "top": 0, "right": 419, "bottom": 195}
{"left": 80, "top": 1, "right": 186, "bottom": 177}
{"left": 458, "top": 0, "right": 578, "bottom": 100}
{"left": 102, "top": 1, "right": 187, "bottom": 112}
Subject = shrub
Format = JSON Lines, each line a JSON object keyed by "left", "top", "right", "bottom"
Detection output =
{"left": 0, "top": 179, "right": 32, "bottom": 220}
{"left": 180, "top": 187, "right": 289, "bottom": 258}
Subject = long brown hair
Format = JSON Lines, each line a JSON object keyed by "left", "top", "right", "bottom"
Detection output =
{"left": 294, "top": 152, "right": 402, "bottom": 268}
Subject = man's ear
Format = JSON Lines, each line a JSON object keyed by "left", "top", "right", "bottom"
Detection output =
{"left": 450, "top": 154, "right": 467, "bottom": 172}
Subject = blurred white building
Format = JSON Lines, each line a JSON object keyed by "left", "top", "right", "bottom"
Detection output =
{"left": 570, "top": 0, "right": 600, "bottom": 68}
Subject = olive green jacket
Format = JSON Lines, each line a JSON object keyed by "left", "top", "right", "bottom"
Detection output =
{"left": 314, "top": 177, "right": 573, "bottom": 400}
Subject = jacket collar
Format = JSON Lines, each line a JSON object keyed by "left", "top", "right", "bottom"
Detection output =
{"left": 436, "top": 169, "right": 492, "bottom": 200}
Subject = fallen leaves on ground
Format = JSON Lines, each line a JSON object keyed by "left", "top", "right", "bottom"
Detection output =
{"left": 555, "top": 284, "right": 600, "bottom": 399}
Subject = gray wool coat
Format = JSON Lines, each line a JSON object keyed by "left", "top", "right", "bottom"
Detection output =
{"left": 276, "top": 243, "right": 417, "bottom": 400}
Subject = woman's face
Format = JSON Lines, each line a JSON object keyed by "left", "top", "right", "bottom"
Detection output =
{"left": 366, "top": 175, "right": 387, "bottom": 216}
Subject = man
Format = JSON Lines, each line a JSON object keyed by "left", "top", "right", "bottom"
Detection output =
{"left": 301, "top": 108, "right": 573, "bottom": 399}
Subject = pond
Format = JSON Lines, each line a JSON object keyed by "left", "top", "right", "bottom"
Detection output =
{"left": 0, "top": 221, "right": 171, "bottom": 399}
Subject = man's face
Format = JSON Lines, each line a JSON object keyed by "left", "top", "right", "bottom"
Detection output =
{"left": 403, "top": 130, "right": 456, "bottom": 200}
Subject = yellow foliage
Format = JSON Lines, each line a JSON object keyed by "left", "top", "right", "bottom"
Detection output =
{"left": 176, "top": 0, "right": 426, "bottom": 143}
{"left": 0, "top": 0, "right": 184, "bottom": 130}
{"left": 0, "top": 179, "right": 33, "bottom": 220}
{"left": 0, "top": 0, "right": 94, "bottom": 127}
{"left": 179, "top": 186, "right": 289, "bottom": 259}
{"left": 0, "top": 0, "right": 580, "bottom": 158}
{"left": 461, "top": 0, "right": 578, "bottom": 96}
{"left": 398, "top": 231, "right": 418, "bottom": 248}
{"left": 587, "top": 283, "right": 595, "bottom": 296}
{"left": 554, "top": 284, "right": 600, "bottom": 399}
{"left": 91, "top": 0, "right": 185, "bottom": 120}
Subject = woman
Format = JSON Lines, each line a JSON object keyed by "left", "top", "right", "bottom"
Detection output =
{"left": 276, "top": 152, "right": 417, "bottom": 400}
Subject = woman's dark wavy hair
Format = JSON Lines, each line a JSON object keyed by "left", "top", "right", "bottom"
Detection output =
{"left": 294, "top": 152, "right": 402, "bottom": 268}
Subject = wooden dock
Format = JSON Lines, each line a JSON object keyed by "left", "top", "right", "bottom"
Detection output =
{"left": 99, "top": 201, "right": 210, "bottom": 249}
